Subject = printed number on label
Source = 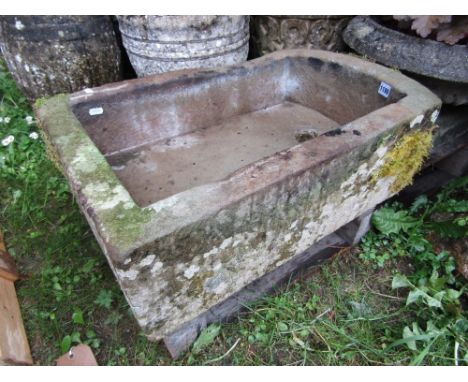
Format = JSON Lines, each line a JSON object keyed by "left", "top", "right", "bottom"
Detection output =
{"left": 378, "top": 82, "right": 391, "bottom": 98}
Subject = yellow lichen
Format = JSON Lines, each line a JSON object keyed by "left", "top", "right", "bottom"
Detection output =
{"left": 373, "top": 128, "right": 434, "bottom": 193}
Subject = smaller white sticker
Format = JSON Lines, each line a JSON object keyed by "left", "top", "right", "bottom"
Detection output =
{"left": 84, "top": 88, "right": 94, "bottom": 94}
{"left": 410, "top": 114, "right": 424, "bottom": 128}
{"left": 89, "top": 107, "right": 103, "bottom": 116}
{"left": 378, "top": 82, "right": 392, "bottom": 98}
{"left": 431, "top": 109, "right": 440, "bottom": 123}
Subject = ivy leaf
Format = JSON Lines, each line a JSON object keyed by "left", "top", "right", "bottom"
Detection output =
{"left": 403, "top": 326, "right": 417, "bottom": 351}
{"left": 392, "top": 274, "right": 412, "bottom": 289}
{"left": 446, "top": 289, "right": 462, "bottom": 302}
{"left": 407, "top": 289, "right": 426, "bottom": 305}
{"left": 72, "top": 309, "right": 84, "bottom": 325}
{"left": 61, "top": 335, "right": 72, "bottom": 354}
{"left": 86, "top": 329, "right": 96, "bottom": 339}
{"left": 71, "top": 331, "right": 81, "bottom": 344}
{"left": 425, "top": 295, "right": 443, "bottom": 309}
{"left": 372, "top": 207, "right": 420, "bottom": 235}
{"left": 432, "top": 291, "right": 446, "bottom": 302}
{"left": 192, "top": 324, "right": 221, "bottom": 355}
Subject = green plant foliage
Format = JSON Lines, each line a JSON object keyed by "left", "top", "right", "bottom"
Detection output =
{"left": 60, "top": 335, "right": 72, "bottom": 354}
{"left": 94, "top": 290, "right": 114, "bottom": 309}
{"left": 72, "top": 309, "right": 85, "bottom": 325}
{"left": 372, "top": 207, "right": 421, "bottom": 235}
{"left": 361, "top": 177, "right": 468, "bottom": 365}
{"left": 192, "top": 324, "right": 221, "bottom": 355}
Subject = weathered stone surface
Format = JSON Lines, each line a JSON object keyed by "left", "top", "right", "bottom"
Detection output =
{"left": 0, "top": 16, "right": 122, "bottom": 102}
{"left": 343, "top": 16, "right": 468, "bottom": 105}
{"left": 117, "top": 16, "right": 249, "bottom": 76}
{"left": 164, "top": 232, "right": 346, "bottom": 358}
{"left": 35, "top": 50, "right": 440, "bottom": 340}
{"left": 250, "top": 16, "right": 352, "bottom": 58}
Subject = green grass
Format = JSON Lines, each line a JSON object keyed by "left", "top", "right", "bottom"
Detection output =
{"left": 1, "top": 61, "right": 466, "bottom": 366}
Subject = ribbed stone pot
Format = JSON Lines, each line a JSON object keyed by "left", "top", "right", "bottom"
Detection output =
{"left": 0, "top": 16, "right": 122, "bottom": 102}
{"left": 343, "top": 16, "right": 468, "bottom": 106}
{"left": 250, "top": 16, "right": 352, "bottom": 57}
{"left": 117, "top": 15, "right": 249, "bottom": 76}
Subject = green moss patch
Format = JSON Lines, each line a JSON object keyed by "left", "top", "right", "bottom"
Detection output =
{"left": 373, "top": 129, "right": 433, "bottom": 193}
{"left": 35, "top": 94, "right": 156, "bottom": 257}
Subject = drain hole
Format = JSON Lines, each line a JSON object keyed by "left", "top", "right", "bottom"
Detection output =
{"left": 295, "top": 128, "right": 318, "bottom": 143}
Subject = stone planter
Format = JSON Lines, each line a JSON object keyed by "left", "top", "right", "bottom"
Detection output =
{"left": 343, "top": 16, "right": 468, "bottom": 105}
{"left": 36, "top": 49, "right": 440, "bottom": 342}
{"left": 0, "top": 16, "right": 122, "bottom": 102}
{"left": 250, "top": 16, "right": 352, "bottom": 57}
{"left": 117, "top": 16, "right": 249, "bottom": 76}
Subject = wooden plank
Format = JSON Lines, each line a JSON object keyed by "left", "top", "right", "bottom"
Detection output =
{"left": 0, "top": 278, "right": 33, "bottom": 365}
{"left": 164, "top": 231, "right": 347, "bottom": 359}
{"left": 0, "top": 231, "right": 19, "bottom": 282}
{"left": 435, "top": 146, "right": 468, "bottom": 177}
{"left": 0, "top": 230, "right": 32, "bottom": 365}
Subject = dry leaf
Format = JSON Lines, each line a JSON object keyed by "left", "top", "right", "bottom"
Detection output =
{"left": 436, "top": 17, "right": 468, "bottom": 45}
{"left": 410, "top": 16, "right": 452, "bottom": 38}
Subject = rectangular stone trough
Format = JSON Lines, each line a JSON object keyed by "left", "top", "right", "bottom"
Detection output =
{"left": 36, "top": 50, "right": 440, "bottom": 342}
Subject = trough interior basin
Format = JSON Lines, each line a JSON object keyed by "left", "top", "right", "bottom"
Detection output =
{"left": 71, "top": 56, "right": 405, "bottom": 207}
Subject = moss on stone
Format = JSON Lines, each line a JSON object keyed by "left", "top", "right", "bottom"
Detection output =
{"left": 35, "top": 93, "right": 157, "bottom": 258}
{"left": 99, "top": 203, "right": 153, "bottom": 250}
{"left": 34, "top": 96, "right": 49, "bottom": 109}
{"left": 38, "top": 126, "right": 65, "bottom": 174}
{"left": 372, "top": 128, "right": 434, "bottom": 193}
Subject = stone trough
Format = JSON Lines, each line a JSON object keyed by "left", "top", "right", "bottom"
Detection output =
{"left": 35, "top": 49, "right": 440, "bottom": 354}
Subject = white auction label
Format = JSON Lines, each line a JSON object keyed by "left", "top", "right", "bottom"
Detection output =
{"left": 378, "top": 82, "right": 391, "bottom": 98}
{"left": 89, "top": 107, "right": 103, "bottom": 116}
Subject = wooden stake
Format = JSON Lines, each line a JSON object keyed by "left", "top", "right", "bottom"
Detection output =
{"left": 0, "top": 231, "right": 33, "bottom": 365}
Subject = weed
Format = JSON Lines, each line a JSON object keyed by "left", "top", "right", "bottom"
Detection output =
{"left": 360, "top": 177, "right": 468, "bottom": 365}
{"left": 95, "top": 290, "right": 114, "bottom": 309}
